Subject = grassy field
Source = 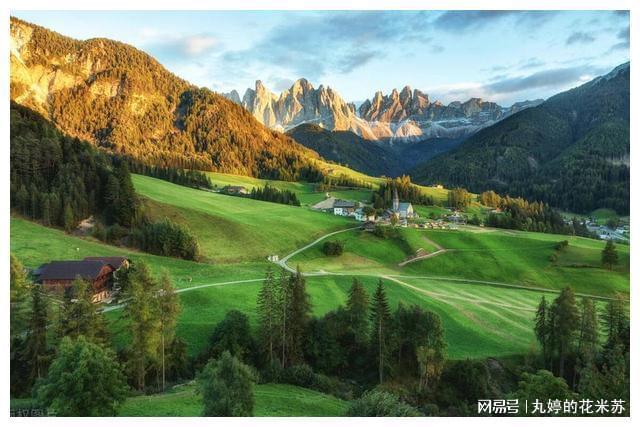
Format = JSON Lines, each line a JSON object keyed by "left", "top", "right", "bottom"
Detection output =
{"left": 206, "top": 171, "right": 373, "bottom": 206}
{"left": 134, "top": 174, "right": 353, "bottom": 262}
{"left": 12, "top": 217, "right": 555, "bottom": 360}
{"left": 12, "top": 383, "right": 347, "bottom": 417}
{"left": 289, "top": 226, "right": 630, "bottom": 298}
{"left": 207, "top": 168, "right": 450, "bottom": 206}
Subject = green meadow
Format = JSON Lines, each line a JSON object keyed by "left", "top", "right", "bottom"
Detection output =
{"left": 117, "top": 382, "right": 348, "bottom": 417}
{"left": 289, "top": 227, "right": 629, "bottom": 298}
{"left": 133, "top": 174, "right": 352, "bottom": 262}
{"left": 9, "top": 172, "right": 630, "bottom": 415}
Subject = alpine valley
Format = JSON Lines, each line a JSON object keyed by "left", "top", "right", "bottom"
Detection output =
{"left": 9, "top": 13, "right": 630, "bottom": 419}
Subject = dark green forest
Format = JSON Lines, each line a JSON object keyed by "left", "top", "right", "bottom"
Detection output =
{"left": 412, "top": 63, "right": 630, "bottom": 215}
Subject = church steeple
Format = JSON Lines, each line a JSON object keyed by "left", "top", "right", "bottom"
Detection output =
{"left": 393, "top": 187, "right": 399, "bottom": 211}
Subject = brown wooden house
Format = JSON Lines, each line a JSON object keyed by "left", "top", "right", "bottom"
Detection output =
{"left": 35, "top": 260, "right": 116, "bottom": 302}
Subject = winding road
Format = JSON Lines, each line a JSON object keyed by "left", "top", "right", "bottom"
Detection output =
{"left": 103, "top": 225, "right": 625, "bottom": 313}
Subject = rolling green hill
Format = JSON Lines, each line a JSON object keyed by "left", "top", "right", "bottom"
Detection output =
{"left": 412, "top": 63, "right": 630, "bottom": 214}
{"left": 132, "top": 174, "right": 352, "bottom": 262}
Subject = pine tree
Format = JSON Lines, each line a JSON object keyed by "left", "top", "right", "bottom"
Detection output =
{"left": 122, "top": 262, "right": 162, "bottom": 390}
{"left": 549, "top": 287, "right": 579, "bottom": 379}
{"left": 602, "top": 294, "right": 628, "bottom": 351}
{"left": 63, "top": 203, "right": 74, "bottom": 232}
{"left": 276, "top": 268, "right": 291, "bottom": 368}
{"left": 370, "top": 279, "right": 391, "bottom": 384}
{"left": 574, "top": 297, "right": 598, "bottom": 388}
{"left": 56, "top": 278, "right": 109, "bottom": 345}
{"left": 287, "top": 267, "right": 311, "bottom": 366}
{"left": 10, "top": 255, "right": 30, "bottom": 339}
{"left": 257, "top": 267, "right": 278, "bottom": 365}
{"left": 157, "top": 272, "right": 180, "bottom": 391}
{"left": 534, "top": 296, "right": 550, "bottom": 368}
{"left": 23, "top": 283, "right": 49, "bottom": 384}
{"left": 601, "top": 240, "right": 619, "bottom": 270}
{"left": 346, "top": 278, "right": 369, "bottom": 344}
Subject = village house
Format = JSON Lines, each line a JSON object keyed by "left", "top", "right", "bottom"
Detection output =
{"left": 223, "top": 185, "right": 248, "bottom": 195}
{"left": 354, "top": 207, "right": 375, "bottom": 222}
{"left": 34, "top": 256, "right": 129, "bottom": 302}
{"left": 333, "top": 199, "right": 356, "bottom": 216}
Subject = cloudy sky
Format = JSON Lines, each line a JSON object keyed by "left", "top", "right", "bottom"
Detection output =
{"left": 14, "top": 10, "right": 629, "bottom": 105}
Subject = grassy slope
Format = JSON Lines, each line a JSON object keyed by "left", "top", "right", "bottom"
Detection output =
{"left": 11, "top": 175, "right": 628, "bottom": 363}
{"left": 134, "top": 174, "right": 352, "bottom": 262}
{"left": 290, "top": 227, "right": 630, "bottom": 298}
{"left": 12, "top": 218, "right": 548, "bottom": 359}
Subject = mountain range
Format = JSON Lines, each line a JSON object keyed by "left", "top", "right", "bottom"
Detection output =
{"left": 412, "top": 62, "right": 630, "bottom": 214}
{"left": 225, "top": 80, "right": 542, "bottom": 142}
{"left": 9, "top": 16, "right": 629, "bottom": 214}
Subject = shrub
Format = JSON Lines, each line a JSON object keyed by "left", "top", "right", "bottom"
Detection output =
{"left": 346, "top": 390, "right": 421, "bottom": 416}
{"left": 322, "top": 240, "right": 344, "bottom": 256}
{"left": 197, "top": 351, "right": 256, "bottom": 417}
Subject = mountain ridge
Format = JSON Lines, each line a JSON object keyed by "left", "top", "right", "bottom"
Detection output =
{"left": 411, "top": 62, "right": 630, "bottom": 214}
{"left": 225, "top": 79, "right": 542, "bottom": 142}
{"left": 9, "top": 16, "right": 324, "bottom": 181}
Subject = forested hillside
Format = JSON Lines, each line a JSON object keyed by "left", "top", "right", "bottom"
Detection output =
{"left": 412, "top": 63, "right": 630, "bottom": 214}
{"left": 10, "top": 17, "right": 323, "bottom": 181}
{"left": 288, "top": 124, "right": 464, "bottom": 178}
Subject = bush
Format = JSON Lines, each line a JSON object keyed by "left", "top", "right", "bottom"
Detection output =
{"left": 92, "top": 222, "right": 107, "bottom": 241}
{"left": 322, "top": 240, "right": 344, "bottom": 256}
{"left": 555, "top": 240, "right": 569, "bottom": 251}
{"left": 106, "top": 224, "right": 128, "bottom": 244}
{"left": 346, "top": 390, "right": 422, "bottom": 416}
{"left": 197, "top": 351, "right": 256, "bottom": 417}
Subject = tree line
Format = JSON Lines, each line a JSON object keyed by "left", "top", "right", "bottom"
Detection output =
{"left": 531, "top": 287, "right": 629, "bottom": 413}
{"left": 247, "top": 185, "right": 301, "bottom": 206}
{"left": 481, "top": 190, "right": 595, "bottom": 237}
{"left": 372, "top": 176, "right": 435, "bottom": 209}
{"left": 126, "top": 159, "right": 214, "bottom": 190}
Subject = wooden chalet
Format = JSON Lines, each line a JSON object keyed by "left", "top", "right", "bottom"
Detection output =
{"left": 35, "top": 256, "right": 129, "bottom": 302}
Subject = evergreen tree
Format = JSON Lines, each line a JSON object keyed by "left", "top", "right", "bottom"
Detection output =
{"left": 157, "top": 272, "right": 180, "bottom": 391}
{"left": 346, "top": 278, "right": 369, "bottom": 344}
{"left": 122, "top": 262, "right": 161, "bottom": 390}
{"left": 549, "top": 287, "right": 579, "bottom": 379}
{"left": 257, "top": 267, "right": 278, "bottom": 365}
{"left": 574, "top": 298, "right": 598, "bottom": 388}
{"left": 534, "top": 296, "right": 550, "bottom": 368}
{"left": 23, "top": 283, "right": 49, "bottom": 384}
{"left": 287, "top": 268, "right": 311, "bottom": 366}
{"left": 56, "top": 278, "right": 109, "bottom": 345}
{"left": 63, "top": 203, "right": 74, "bottom": 232}
{"left": 276, "top": 268, "right": 291, "bottom": 368}
{"left": 370, "top": 279, "right": 391, "bottom": 383}
{"left": 197, "top": 351, "right": 256, "bottom": 416}
{"left": 10, "top": 255, "right": 30, "bottom": 340}
{"left": 36, "top": 336, "right": 128, "bottom": 416}
{"left": 602, "top": 294, "right": 628, "bottom": 351}
{"left": 601, "top": 240, "right": 619, "bottom": 270}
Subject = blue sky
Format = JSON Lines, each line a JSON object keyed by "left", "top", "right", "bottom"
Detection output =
{"left": 13, "top": 10, "right": 629, "bottom": 105}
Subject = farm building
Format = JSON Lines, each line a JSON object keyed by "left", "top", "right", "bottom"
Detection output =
{"left": 223, "top": 185, "right": 248, "bottom": 195}
{"left": 34, "top": 256, "right": 129, "bottom": 302}
{"left": 333, "top": 200, "right": 356, "bottom": 216}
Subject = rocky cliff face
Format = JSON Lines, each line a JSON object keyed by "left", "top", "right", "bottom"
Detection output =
{"left": 229, "top": 79, "right": 376, "bottom": 139}
{"left": 227, "top": 80, "right": 542, "bottom": 143}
